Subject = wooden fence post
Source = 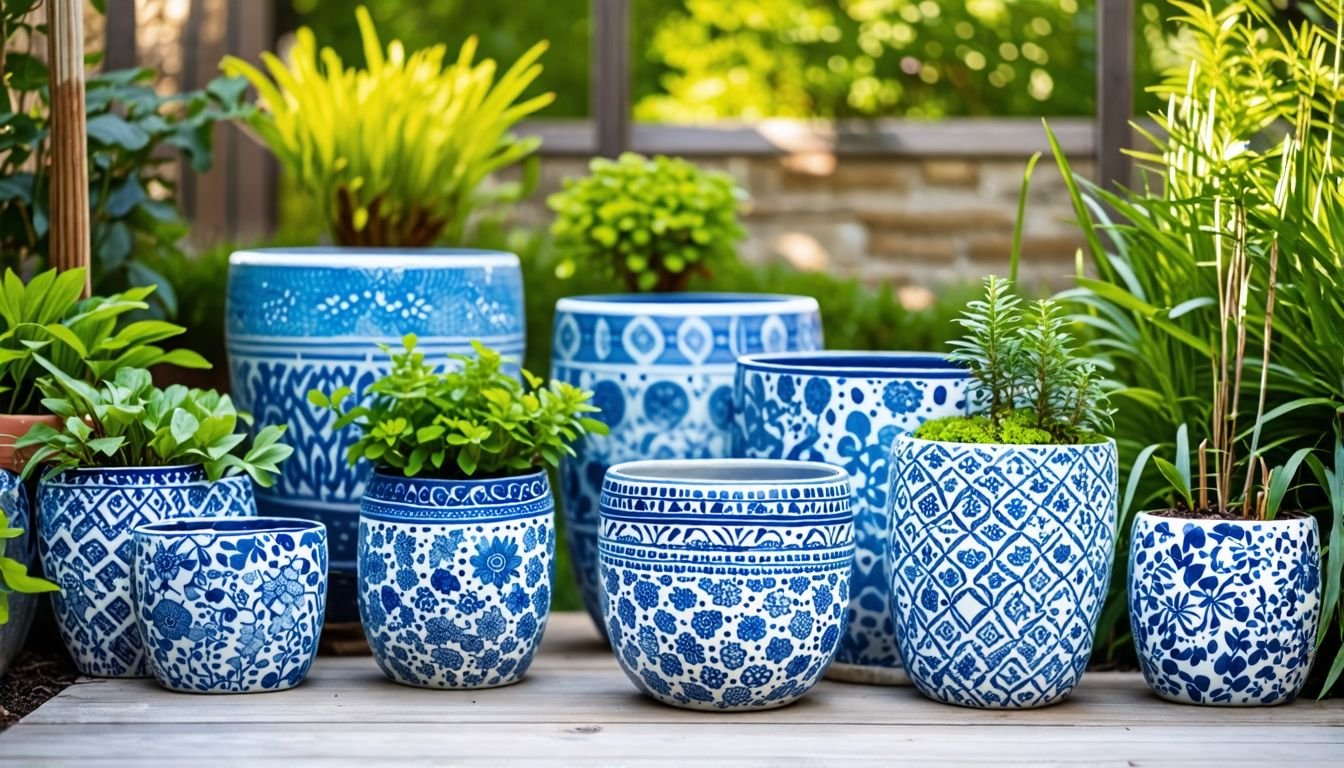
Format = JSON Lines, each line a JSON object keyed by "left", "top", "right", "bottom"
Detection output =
{"left": 47, "top": 0, "right": 92, "bottom": 294}
{"left": 592, "top": 0, "right": 630, "bottom": 158}
{"left": 1096, "top": 0, "right": 1135, "bottom": 190}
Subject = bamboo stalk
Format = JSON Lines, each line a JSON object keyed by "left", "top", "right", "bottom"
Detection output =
{"left": 46, "top": 0, "right": 91, "bottom": 296}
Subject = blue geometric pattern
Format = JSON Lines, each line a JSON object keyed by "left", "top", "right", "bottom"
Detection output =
{"left": 358, "top": 470, "right": 553, "bottom": 689}
{"left": 889, "top": 436, "right": 1116, "bottom": 708}
{"left": 132, "top": 518, "right": 328, "bottom": 693}
{"left": 1129, "top": 512, "right": 1321, "bottom": 706}
{"left": 599, "top": 460, "right": 853, "bottom": 711}
{"left": 226, "top": 249, "right": 526, "bottom": 620}
{"left": 551, "top": 294, "right": 824, "bottom": 635}
{"left": 37, "top": 468, "right": 256, "bottom": 677}
{"left": 732, "top": 353, "right": 970, "bottom": 683}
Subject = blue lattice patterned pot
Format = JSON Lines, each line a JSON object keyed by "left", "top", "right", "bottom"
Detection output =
{"left": 227, "top": 248, "right": 525, "bottom": 622}
{"left": 600, "top": 459, "right": 854, "bottom": 711}
{"left": 1129, "top": 511, "right": 1320, "bottom": 706}
{"left": 551, "top": 293, "right": 824, "bottom": 637}
{"left": 0, "top": 468, "right": 37, "bottom": 680}
{"left": 358, "top": 469, "right": 554, "bottom": 689}
{"left": 733, "top": 352, "right": 971, "bottom": 685}
{"left": 132, "top": 517, "right": 327, "bottom": 694}
{"left": 889, "top": 435, "right": 1117, "bottom": 708}
{"left": 37, "top": 467, "right": 256, "bottom": 677}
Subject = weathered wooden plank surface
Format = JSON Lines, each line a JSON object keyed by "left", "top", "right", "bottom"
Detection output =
{"left": 3, "top": 613, "right": 1342, "bottom": 766}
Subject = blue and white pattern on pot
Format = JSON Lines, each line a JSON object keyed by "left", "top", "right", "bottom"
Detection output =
{"left": 132, "top": 518, "right": 327, "bottom": 693}
{"left": 599, "top": 459, "right": 854, "bottom": 711}
{"left": 732, "top": 353, "right": 970, "bottom": 684}
{"left": 227, "top": 248, "right": 525, "bottom": 619}
{"left": 551, "top": 294, "right": 824, "bottom": 635}
{"left": 889, "top": 436, "right": 1117, "bottom": 708}
{"left": 358, "top": 470, "right": 553, "bottom": 689}
{"left": 1129, "top": 512, "right": 1320, "bottom": 706}
{"left": 37, "top": 468, "right": 256, "bottom": 677}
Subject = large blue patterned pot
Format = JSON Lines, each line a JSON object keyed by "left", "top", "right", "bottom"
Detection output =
{"left": 37, "top": 467, "right": 256, "bottom": 677}
{"left": 132, "top": 517, "right": 328, "bottom": 694}
{"left": 600, "top": 459, "right": 854, "bottom": 711}
{"left": 358, "top": 469, "right": 554, "bottom": 689}
{"left": 732, "top": 352, "right": 971, "bottom": 685}
{"left": 889, "top": 435, "right": 1117, "bottom": 708}
{"left": 552, "top": 293, "right": 823, "bottom": 635}
{"left": 227, "top": 248, "right": 525, "bottom": 623}
{"left": 1129, "top": 512, "right": 1320, "bottom": 706}
{"left": 0, "top": 468, "right": 37, "bottom": 680}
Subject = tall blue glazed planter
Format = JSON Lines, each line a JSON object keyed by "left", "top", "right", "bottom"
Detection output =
{"left": 889, "top": 435, "right": 1117, "bottom": 708}
{"left": 227, "top": 248, "right": 525, "bottom": 622}
{"left": 358, "top": 470, "right": 554, "bottom": 689}
{"left": 37, "top": 467, "right": 256, "bottom": 677}
{"left": 550, "top": 294, "right": 823, "bottom": 635}
{"left": 732, "top": 353, "right": 971, "bottom": 684}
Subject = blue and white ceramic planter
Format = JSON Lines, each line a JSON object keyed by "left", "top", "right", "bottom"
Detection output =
{"left": 358, "top": 469, "right": 554, "bottom": 689}
{"left": 1129, "top": 512, "right": 1321, "bottom": 706}
{"left": 0, "top": 469, "right": 37, "bottom": 680}
{"left": 889, "top": 436, "right": 1117, "bottom": 708}
{"left": 227, "top": 248, "right": 525, "bottom": 622}
{"left": 733, "top": 352, "right": 970, "bottom": 685}
{"left": 37, "top": 467, "right": 256, "bottom": 677}
{"left": 600, "top": 459, "right": 854, "bottom": 711}
{"left": 132, "top": 517, "right": 328, "bottom": 694}
{"left": 552, "top": 293, "right": 823, "bottom": 635}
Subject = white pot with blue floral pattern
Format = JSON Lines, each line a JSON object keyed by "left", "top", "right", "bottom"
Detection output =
{"left": 358, "top": 469, "right": 554, "bottom": 689}
{"left": 552, "top": 293, "right": 823, "bottom": 636}
{"left": 889, "top": 435, "right": 1117, "bottom": 708}
{"left": 1129, "top": 512, "right": 1320, "bottom": 706}
{"left": 132, "top": 517, "right": 327, "bottom": 694}
{"left": 600, "top": 459, "right": 854, "bottom": 711}
{"left": 38, "top": 467, "right": 257, "bottom": 677}
{"left": 227, "top": 248, "right": 525, "bottom": 623}
{"left": 733, "top": 352, "right": 970, "bottom": 685}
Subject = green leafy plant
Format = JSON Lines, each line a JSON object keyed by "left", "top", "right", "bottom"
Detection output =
{"left": 0, "top": 4, "right": 251, "bottom": 314}
{"left": 310, "top": 336, "right": 606, "bottom": 479}
{"left": 0, "top": 506, "right": 58, "bottom": 625}
{"left": 14, "top": 366, "right": 292, "bottom": 486}
{"left": 916, "top": 275, "right": 1112, "bottom": 445}
{"left": 547, "top": 152, "right": 747, "bottom": 292}
{"left": 0, "top": 267, "right": 209, "bottom": 415}
{"left": 222, "top": 5, "right": 553, "bottom": 247}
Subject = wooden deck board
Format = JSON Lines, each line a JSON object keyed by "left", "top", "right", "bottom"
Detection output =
{"left": 3, "top": 613, "right": 1342, "bottom": 765}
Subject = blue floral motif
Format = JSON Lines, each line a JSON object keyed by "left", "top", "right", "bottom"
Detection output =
{"left": 882, "top": 380, "right": 923, "bottom": 414}
{"left": 131, "top": 518, "right": 327, "bottom": 693}
{"left": 359, "top": 470, "right": 553, "bottom": 689}
{"left": 1129, "top": 513, "right": 1321, "bottom": 706}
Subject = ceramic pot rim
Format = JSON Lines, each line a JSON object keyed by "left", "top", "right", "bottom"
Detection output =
{"left": 229, "top": 247, "right": 519, "bottom": 270}
{"left": 44, "top": 464, "right": 208, "bottom": 480}
{"left": 369, "top": 467, "right": 548, "bottom": 487}
{"left": 133, "top": 516, "right": 326, "bottom": 538}
{"left": 737, "top": 351, "right": 967, "bottom": 379}
{"left": 607, "top": 458, "right": 847, "bottom": 487}
{"left": 896, "top": 433, "right": 1118, "bottom": 452}
{"left": 1133, "top": 509, "right": 1318, "bottom": 527}
{"left": 555, "top": 292, "right": 819, "bottom": 317}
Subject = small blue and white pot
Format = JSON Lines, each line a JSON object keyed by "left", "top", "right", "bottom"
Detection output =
{"left": 552, "top": 293, "right": 823, "bottom": 636}
{"left": 37, "top": 467, "right": 256, "bottom": 677}
{"left": 227, "top": 248, "right": 526, "bottom": 622}
{"left": 1129, "top": 512, "right": 1321, "bottom": 706}
{"left": 733, "top": 352, "right": 971, "bottom": 685}
{"left": 132, "top": 517, "right": 328, "bottom": 694}
{"left": 600, "top": 459, "right": 854, "bottom": 711}
{"left": 889, "top": 436, "right": 1117, "bottom": 708}
{"left": 358, "top": 469, "right": 554, "bottom": 689}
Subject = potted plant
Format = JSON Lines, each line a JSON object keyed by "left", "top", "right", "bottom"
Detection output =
{"left": 0, "top": 471, "right": 58, "bottom": 679}
{"left": 888, "top": 275, "right": 1117, "bottom": 708}
{"left": 17, "top": 366, "right": 293, "bottom": 678}
{"left": 0, "top": 267, "right": 208, "bottom": 473}
{"left": 548, "top": 152, "right": 824, "bottom": 634}
{"left": 220, "top": 8, "right": 546, "bottom": 619}
{"left": 312, "top": 336, "right": 606, "bottom": 689}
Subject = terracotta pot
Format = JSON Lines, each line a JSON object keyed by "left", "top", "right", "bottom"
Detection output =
{"left": 0, "top": 413, "right": 63, "bottom": 474}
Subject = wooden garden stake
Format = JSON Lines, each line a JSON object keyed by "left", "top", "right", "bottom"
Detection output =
{"left": 46, "top": 0, "right": 91, "bottom": 296}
